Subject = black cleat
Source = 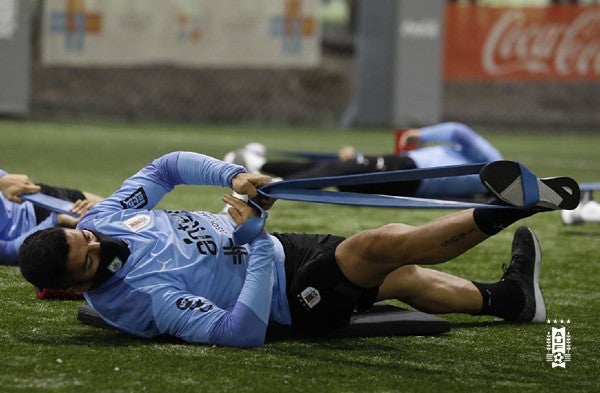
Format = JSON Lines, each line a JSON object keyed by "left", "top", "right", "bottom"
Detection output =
{"left": 480, "top": 160, "right": 580, "bottom": 210}
{"left": 501, "top": 226, "right": 546, "bottom": 323}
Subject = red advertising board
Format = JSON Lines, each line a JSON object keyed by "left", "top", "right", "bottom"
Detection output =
{"left": 444, "top": 4, "right": 600, "bottom": 81}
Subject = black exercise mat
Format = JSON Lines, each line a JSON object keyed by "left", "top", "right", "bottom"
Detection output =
{"left": 77, "top": 303, "right": 451, "bottom": 340}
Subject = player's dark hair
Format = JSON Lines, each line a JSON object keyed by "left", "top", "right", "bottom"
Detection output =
{"left": 18, "top": 228, "right": 72, "bottom": 289}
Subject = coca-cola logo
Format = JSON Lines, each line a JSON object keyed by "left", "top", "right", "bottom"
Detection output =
{"left": 482, "top": 9, "right": 600, "bottom": 77}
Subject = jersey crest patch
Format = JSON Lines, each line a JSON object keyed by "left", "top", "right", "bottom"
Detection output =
{"left": 107, "top": 256, "right": 123, "bottom": 273}
{"left": 123, "top": 214, "right": 151, "bottom": 232}
{"left": 120, "top": 187, "right": 148, "bottom": 209}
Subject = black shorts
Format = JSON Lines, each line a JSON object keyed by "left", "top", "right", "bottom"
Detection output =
{"left": 272, "top": 233, "right": 378, "bottom": 335}
{"left": 34, "top": 184, "right": 86, "bottom": 224}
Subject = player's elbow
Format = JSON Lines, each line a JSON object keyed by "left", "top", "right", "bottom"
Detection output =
{"left": 227, "top": 332, "right": 266, "bottom": 348}
{"left": 209, "top": 328, "right": 266, "bottom": 348}
{"left": 208, "top": 307, "right": 268, "bottom": 348}
{"left": 445, "top": 122, "right": 471, "bottom": 132}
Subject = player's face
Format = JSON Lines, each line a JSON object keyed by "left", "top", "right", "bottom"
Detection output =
{"left": 64, "top": 229, "right": 101, "bottom": 287}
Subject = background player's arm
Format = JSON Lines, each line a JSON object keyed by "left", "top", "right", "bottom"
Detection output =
{"left": 0, "top": 170, "right": 41, "bottom": 203}
{"left": 0, "top": 214, "right": 58, "bottom": 265}
{"left": 414, "top": 122, "right": 503, "bottom": 163}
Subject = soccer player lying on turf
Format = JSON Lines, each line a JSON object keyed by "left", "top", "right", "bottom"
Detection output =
{"left": 18, "top": 151, "right": 579, "bottom": 347}
{"left": 0, "top": 169, "right": 101, "bottom": 265}
{"left": 225, "top": 122, "right": 503, "bottom": 199}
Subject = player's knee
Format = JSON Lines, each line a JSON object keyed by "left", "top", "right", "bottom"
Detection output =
{"left": 396, "top": 264, "right": 420, "bottom": 278}
{"left": 345, "top": 223, "right": 414, "bottom": 262}
{"left": 371, "top": 223, "right": 414, "bottom": 248}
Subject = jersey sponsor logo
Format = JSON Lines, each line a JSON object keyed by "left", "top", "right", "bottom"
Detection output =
{"left": 298, "top": 287, "right": 321, "bottom": 309}
{"left": 120, "top": 187, "right": 149, "bottom": 209}
{"left": 199, "top": 211, "right": 230, "bottom": 234}
{"left": 167, "top": 210, "right": 248, "bottom": 265}
{"left": 167, "top": 210, "right": 219, "bottom": 256}
{"left": 175, "top": 296, "right": 213, "bottom": 312}
{"left": 123, "top": 213, "right": 151, "bottom": 232}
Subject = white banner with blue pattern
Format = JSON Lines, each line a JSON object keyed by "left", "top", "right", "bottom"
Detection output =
{"left": 42, "top": 0, "right": 320, "bottom": 67}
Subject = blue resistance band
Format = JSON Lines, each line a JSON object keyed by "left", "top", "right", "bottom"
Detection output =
{"left": 580, "top": 182, "right": 600, "bottom": 192}
{"left": 20, "top": 162, "right": 550, "bottom": 244}
{"left": 233, "top": 161, "right": 542, "bottom": 244}
{"left": 21, "top": 193, "right": 78, "bottom": 217}
{"left": 232, "top": 199, "right": 268, "bottom": 245}
{"left": 518, "top": 162, "right": 540, "bottom": 207}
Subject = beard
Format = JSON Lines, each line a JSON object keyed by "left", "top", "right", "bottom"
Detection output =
{"left": 89, "top": 231, "right": 131, "bottom": 289}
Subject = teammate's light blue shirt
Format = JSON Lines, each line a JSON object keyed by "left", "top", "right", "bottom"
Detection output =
{"left": 77, "top": 152, "right": 290, "bottom": 347}
{"left": 0, "top": 170, "right": 59, "bottom": 265}
{"left": 406, "top": 122, "right": 503, "bottom": 198}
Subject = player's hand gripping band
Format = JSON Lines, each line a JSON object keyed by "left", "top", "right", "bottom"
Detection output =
{"left": 232, "top": 199, "right": 268, "bottom": 245}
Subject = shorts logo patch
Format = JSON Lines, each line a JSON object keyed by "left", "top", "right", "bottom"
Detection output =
{"left": 123, "top": 214, "right": 151, "bottom": 232}
{"left": 120, "top": 187, "right": 148, "bottom": 209}
{"left": 299, "top": 287, "right": 321, "bottom": 309}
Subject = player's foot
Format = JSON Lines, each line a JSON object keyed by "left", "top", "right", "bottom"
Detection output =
{"left": 561, "top": 203, "right": 584, "bottom": 225}
{"left": 501, "top": 226, "right": 546, "bottom": 323}
{"left": 223, "top": 143, "right": 266, "bottom": 174}
{"left": 480, "top": 160, "right": 580, "bottom": 210}
{"left": 561, "top": 200, "right": 600, "bottom": 225}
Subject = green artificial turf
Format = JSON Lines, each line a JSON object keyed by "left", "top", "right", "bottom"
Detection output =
{"left": 0, "top": 119, "right": 598, "bottom": 392}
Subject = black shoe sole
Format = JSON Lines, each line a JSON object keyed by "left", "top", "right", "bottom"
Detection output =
{"left": 480, "top": 161, "right": 580, "bottom": 210}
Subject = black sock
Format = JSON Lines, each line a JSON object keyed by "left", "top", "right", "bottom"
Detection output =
{"left": 473, "top": 198, "right": 536, "bottom": 235}
{"left": 472, "top": 280, "right": 524, "bottom": 320}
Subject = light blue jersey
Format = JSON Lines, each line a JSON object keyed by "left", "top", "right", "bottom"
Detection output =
{"left": 406, "top": 122, "right": 503, "bottom": 198}
{"left": 78, "top": 152, "right": 291, "bottom": 347}
{"left": 0, "top": 170, "right": 58, "bottom": 265}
